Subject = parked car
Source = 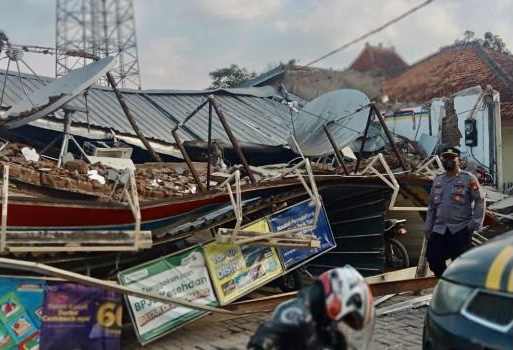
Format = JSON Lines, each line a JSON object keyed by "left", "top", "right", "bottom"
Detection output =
{"left": 423, "top": 230, "right": 513, "bottom": 349}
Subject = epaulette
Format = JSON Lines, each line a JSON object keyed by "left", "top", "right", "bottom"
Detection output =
{"left": 459, "top": 170, "right": 476, "bottom": 180}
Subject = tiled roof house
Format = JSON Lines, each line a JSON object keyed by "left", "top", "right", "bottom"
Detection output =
{"left": 384, "top": 41, "right": 513, "bottom": 190}
{"left": 384, "top": 41, "right": 513, "bottom": 127}
{"left": 243, "top": 43, "right": 408, "bottom": 101}
{"left": 349, "top": 43, "right": 409, "bottom": 79}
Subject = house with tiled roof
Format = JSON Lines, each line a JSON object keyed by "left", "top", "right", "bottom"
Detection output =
{"left": 349, "top": 43, "right": 408, "bottom": 79}
{"left": 242, "top": 43, "right": 408, "bottom": 102}
{"left": 384, "top": 41, "right": 513, "bottom": 190}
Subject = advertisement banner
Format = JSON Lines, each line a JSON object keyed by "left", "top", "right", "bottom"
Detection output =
{"left": 0, "top": 276, "right": 45, "bottom": 350}
{"left": 118, "top": 246, "right": 217, "bottom": 344}
{"left": 268, "top": 200, "right": 335, "bottom": 269}
{"left": 204, "top": 220, "right": 283, "bottom": 305}
{"left": 40, "top": 282, "right": 122, "bottom": 350}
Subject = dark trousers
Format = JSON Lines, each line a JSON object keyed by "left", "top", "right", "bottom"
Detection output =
{"left": 426, "top": 227, "right": 471, "bottom": 278}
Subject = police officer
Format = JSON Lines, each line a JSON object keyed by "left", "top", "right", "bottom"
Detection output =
{"left": 426, "top": 146, "right": 486, "bottom": 278}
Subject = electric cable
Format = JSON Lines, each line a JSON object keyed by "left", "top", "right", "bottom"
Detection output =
{"left": 305, "top": 0, "right": 434, "bottom": 67}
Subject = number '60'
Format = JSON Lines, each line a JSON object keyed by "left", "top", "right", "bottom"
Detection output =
{"left": 96, "top": 302, "right": 122, "bottom": 328}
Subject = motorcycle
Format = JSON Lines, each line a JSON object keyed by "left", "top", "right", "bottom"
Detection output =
{"left": 384, "top": 219, "right": 409, "bottom": 270}
{"left": 475, "top": 166, "right": 494, "bottom": 186}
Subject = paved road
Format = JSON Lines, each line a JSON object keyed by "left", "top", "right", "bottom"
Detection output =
{"left": 122, "top": 293, "right": 429, "bottom": 350}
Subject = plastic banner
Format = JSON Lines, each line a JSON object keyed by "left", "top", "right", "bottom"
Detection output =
{"left": 268, "top": 200, "right": 335, "bottom": 269}
{"left": 204, "top": 219, "right": 283, "bottom": 305}
{"left": 40, "top": 282, "right": 122, "bottom": 350}
{"left": 118, "top": 246, "right": 217, "bottom": 344}
{"left": 0, "top": 276, "right": 45, "bottom": 350}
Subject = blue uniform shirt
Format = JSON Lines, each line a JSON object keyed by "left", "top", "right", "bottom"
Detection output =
{"left": 426, "top": 170, "right": 486, "bottom": 235}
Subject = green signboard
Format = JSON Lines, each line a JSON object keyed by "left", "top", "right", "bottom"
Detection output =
{"left": 118, "top": 246, "right": 218, "bottom": 344}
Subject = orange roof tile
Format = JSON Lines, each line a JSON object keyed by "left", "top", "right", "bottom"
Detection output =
{"left": 384, "top": 42, "right": 513, "bottom": 124}
{"left": 349, "top": 44, "right": 408, "bottom": 78}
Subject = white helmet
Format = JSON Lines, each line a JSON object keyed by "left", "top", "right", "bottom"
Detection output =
{"left": 318, "top": 265, "right": 375, "bottom": 350}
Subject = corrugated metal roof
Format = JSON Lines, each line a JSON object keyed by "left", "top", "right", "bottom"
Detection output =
{"left": 240, "top": 65, "right": 286, "bottom": 87}
{"left": 0, "top": 69, "right": 295, "bottom": 151}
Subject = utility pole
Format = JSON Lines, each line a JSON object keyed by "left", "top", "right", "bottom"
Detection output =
{"left": 55, "top": 0, "right": 141, "bottom": 89}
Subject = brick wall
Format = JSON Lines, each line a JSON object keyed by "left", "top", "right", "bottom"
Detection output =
{"left": 281, "top": 68, "right": 384, "bottom": 101}
{"left": 441, "top": 97, "right": 462, "bottom": 146}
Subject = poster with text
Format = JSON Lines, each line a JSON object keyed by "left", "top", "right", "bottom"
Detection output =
{"left": 118, "top": 246, "right": 217, "bottom": 344}
{"left": 268, "top": 200, "right": 335, "bottom": 269}
{"left": 40, "top": 282, "right": 122, "bottom": 350}
{"left": 0, "top": 276, "right": 45, "bottom": 350}
{"left": 204, "top": 219, "right": 284, "bottom": 305}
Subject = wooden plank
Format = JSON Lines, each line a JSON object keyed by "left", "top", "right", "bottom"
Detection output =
{"left": 224, "top": 291, "right": 298, "bottom": 314}
{"left": 364, "top": 267, "right": 418, "bottom": 284}
{"left": 223, "top": 276, "right": 438, "bottom": 314}
{"left": 4, "top": 230, "right": 153, "bottom": 252}
{"left": 0, "top": 257, "right": 232, "bottom": 314}
{"left": 370, "top": 276, "right": 437, "bottom": 296}
{"left": 8, "top": 245, "right": 151, "bottom": 252}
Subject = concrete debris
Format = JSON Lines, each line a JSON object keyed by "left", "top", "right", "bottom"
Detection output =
{"left": 21, "top": 146, "right": 40, "bottom": 162}
{"left": 376, "top": 294, "right": 432, "bottom": 316}
{"left": 87, "top": 169, "right": 106, "bottom": 184}
{"left": 0, "top": 142, "right": 217, "bottom": 201}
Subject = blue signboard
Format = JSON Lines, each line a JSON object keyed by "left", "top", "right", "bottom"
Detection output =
{"left": 0, "top": 277, "right": 45, "bottom": 350}
{"left": 268, "top": 200, "right": 335, "bottom": 269}
{"left": 41, "top": 282, "right": 122, "bottom": 350}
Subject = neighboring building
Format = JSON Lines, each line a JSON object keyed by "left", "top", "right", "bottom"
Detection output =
{"left": 384, "top": 41, "right": 513, "bottom": 190}
{"left": 243, "top": 43, "right": 408, "bottom": 102}
{"left": 348, "top": 42, "right": 408, "bottom": 79}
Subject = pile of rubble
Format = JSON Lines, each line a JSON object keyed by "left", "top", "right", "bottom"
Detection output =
{"left": 0, "top": 142, "right": 215, "bottom": 202}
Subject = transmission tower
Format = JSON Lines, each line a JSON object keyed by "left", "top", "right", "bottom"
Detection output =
{"left": 55, "top": 0, "right": 142, "bottom": 89}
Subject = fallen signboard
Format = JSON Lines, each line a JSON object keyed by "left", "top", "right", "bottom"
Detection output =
{"left": 40, "top": 282, "right": 122, "bottom": 350}
{"left": 0, "top": 276, "right": 44, "bottom": 350}
{"left": 204, "top": 219, "right": 284, "bottom": 305}
{"left": 0, "top": 275, "right": 122, "bottom": 350}
{"left": 268, "top": 200, "right": 335, "bottom": 269}
{"left": 118, "top": 246, "right": 218, "bottom": 345}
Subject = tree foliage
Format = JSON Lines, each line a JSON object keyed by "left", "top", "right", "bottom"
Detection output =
{"left": 208, "top": 64, "right": 256, "bottom": 89}
{"left": 482, "top": 31, "right": 509, "bottom": 53}
{"left": 457, "top": 30, "right": 510, "bottom": 54}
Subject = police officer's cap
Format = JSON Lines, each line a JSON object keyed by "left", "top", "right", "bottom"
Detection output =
{"left": 441, "top": 146, "right": 460, "bottom": 158}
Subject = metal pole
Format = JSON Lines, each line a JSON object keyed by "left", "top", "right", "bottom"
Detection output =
{"left": 1, "top": 165, "right": 8, "bottom": 252}
{"left": 106, "top": 71, "right": 161, "bottom": 162}
{"left": 181, "top": 99, "right": 209, "bottom": 127}
{"left": 372, "top": 104, "right": 408, "bottom": 171}
{"left": 323, "top": 124, "right": 348, "bottom": 174}
{"left": 207, "top": 103, "right": 213, "bottom": 191}
{"left": 209, "top": 97, "right": 256, "bottom": 185}
{"left": 171, "top": 128, "right": 206, "bottom": 193}
{"left": 57, "top": 110, "right": 73, "bottom": 167}
{"left": 354, "top": 106, "right": 373, "bottom": 174}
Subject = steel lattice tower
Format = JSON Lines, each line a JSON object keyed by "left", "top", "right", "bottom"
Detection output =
{"left": 55, "top": 0, "right": 141, "bottom": 89}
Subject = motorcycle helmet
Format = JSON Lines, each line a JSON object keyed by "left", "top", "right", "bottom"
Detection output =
{"left": 318, "top": 265, "right": 375, "bottom": 350}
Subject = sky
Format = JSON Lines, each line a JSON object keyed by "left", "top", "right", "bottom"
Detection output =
{"left": 0, "top": 0, "right": 512, "bottom": 90}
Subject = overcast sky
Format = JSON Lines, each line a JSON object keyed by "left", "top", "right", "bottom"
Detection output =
{"left": 1, "top": 0, "right": 512, "bottom": 90}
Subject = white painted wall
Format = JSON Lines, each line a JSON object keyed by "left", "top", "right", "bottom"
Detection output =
{"left": 384, "top": 87, "right": 502, "bottom": 186}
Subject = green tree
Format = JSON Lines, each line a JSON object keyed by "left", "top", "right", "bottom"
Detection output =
{"left": 482, "top": 31, "right": 509, "bottom": 53}
{"left": 208, "top": 64, "right": 257, "bottom": 89}
{"left": 265, "top": 58, "right": 298, "bottom": 71}
{"left": 457, "top": 31, "right": 510, "bottom": 54}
